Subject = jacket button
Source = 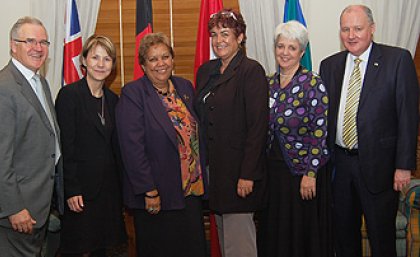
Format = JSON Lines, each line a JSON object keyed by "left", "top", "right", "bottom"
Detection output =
{"left": 209, "top": 121, "right": 214, "bottom": 126}
{"left": 209, "top": 106, "right": 215, "bottom": 111}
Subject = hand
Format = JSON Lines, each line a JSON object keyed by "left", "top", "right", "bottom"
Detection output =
{"left": 393, "top": 169, "right": 411, "bottom": 191}
{"left": 8, "top": 209, "right": 36, "bottom": 234}
{"left": 145, "top": 190, "right": 161, "bottom": 215}
{"left": 237, "top": 179, "right": 254, "bottom": 198}
{"left": 300, "top": 175, "right": 316, "bottom": 200}
{"left": 67, "top": 195, "right": 84, "bottom": 212}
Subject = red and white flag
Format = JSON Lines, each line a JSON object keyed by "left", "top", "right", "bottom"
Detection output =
{"left": 63, "top": 0, "right": 83, "bottom": 85}
{"left": 193, "top": 0, "right": 223, "bottom": 85}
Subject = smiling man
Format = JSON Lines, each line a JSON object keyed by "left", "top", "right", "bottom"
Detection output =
{"left": 320, "top": 5, "right": 419, "bottom": 257}
{"left": 0, "top": 17, "right": 63, "bottom": 256}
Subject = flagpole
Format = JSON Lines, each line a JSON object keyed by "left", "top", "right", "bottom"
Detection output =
{"left": 169, "top": 0, "right": 174, "bottom": 50}
{"left": 119, "top": 0, "right": 125, "bottom": 87}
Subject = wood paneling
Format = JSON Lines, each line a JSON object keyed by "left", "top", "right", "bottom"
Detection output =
{"left": 96, "top": 0, "right": 239, "bottom": 95}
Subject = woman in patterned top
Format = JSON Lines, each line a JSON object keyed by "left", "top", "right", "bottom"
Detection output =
{"left": 116, "top": 33, "right": 207, "bottom": 257}
{"left": 257, "top": 21, "right": 333, "bottom": 257}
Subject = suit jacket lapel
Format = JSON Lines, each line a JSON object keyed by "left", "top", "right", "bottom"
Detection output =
{"left": 327, "top": 52, "right": 347, "bottom": 147}
{"left": 359, "top": 42, "right": 381, "bottom": 109}
{"left": 332, "top": 53, "right": 347, "bottom": 109}
{"left": 40, "top": 76, "right": 61, "bottom": 139}
{"left": 143, "top": 77, "right": 178, "bottom": 149}
{"left": 213, "top": 50, "right": 244, "bottom": 88}
{"left": 10, "top": 62, "right": 55, "bottom": 134}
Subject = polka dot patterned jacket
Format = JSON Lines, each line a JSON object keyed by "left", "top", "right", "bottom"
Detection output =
{"left": 268, "top": 67, "right": 329, "bottom": 178}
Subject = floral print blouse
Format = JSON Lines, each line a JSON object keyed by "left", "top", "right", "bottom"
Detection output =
{"left": 268, "top": 68, "right": 329, "bottom": 177}
{"left": 159, "top": 90, "right": 204, "bottom": 196}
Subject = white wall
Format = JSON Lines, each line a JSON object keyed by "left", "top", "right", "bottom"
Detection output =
{"left": 0, "top": 0, "right": 30, "bottom": 67}
{"left": 302, "top": 0, "right": 354, "bottom": 72}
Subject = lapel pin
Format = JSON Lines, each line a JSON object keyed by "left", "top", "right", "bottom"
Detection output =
{"left": 183, "top": 94, "right": 189, "bottom": 101}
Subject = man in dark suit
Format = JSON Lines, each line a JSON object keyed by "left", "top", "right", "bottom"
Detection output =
{"left": 319, "top": 5, "right": 419, "bottom": 257}
{"left": 0, "top": 17, "right": 63, "bottom": 256}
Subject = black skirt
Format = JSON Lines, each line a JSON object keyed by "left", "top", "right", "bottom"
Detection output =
{"left": 257, "top": 159, "right": 334, "bottom": 257}
{"left": 133, "top": 196, "right": 207, "bottom": 257}
{"left": 60, "top": 164, "right": 127, "bottom": 254}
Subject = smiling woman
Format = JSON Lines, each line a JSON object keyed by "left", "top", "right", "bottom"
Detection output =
{"left": 194, "top": 9, "right": 268, "bottom": 257}
{"left": 55, "top": 35, "right": 127, "bottom": 256}
{"left": 116, "top": 32, "right": 208, "bottom": 257}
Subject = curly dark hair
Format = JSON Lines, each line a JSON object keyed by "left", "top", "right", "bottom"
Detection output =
{"left": 208, "top": 8, "right": 247, "bottom": 45}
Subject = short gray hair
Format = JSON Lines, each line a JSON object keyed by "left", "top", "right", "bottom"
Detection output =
{"left": 341, "top": 5, "right": 375, "bottom": 25}
{"left": 10, "top": 16, "right": 47, "bottom": 40}
{"left": 274, "top": 20, "right": 308, "bottom": 52}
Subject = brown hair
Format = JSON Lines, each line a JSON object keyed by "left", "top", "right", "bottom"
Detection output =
{"left": 208, "top": 9, "right": 247, "bottom": 45}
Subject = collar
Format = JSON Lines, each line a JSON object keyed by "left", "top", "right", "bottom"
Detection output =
{"left": 348, "top": 42, "right": 373, "bottom": 63}
{"left": 11, "top": 58, "right": 37, "bottom": 81}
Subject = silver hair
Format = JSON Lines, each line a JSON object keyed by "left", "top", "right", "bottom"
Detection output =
{"left": 340, "top": 5, "right": 375, "bottom": 25}
{"left": 10, "top": 16, "right": 47, "bottom": 40}
{"left": 274, "top": 20, "right": 308, "bottom": 52}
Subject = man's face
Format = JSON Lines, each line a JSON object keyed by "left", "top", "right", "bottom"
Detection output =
{"left": 340, "top": 6, "right": 375, "bottom": 56}
{"left": 10, "top": 23, "right": 49, "bottom": 73}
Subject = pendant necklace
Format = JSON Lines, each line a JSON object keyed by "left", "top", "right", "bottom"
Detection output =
{"left": 98, "top": 94, "right": 105, "bottom": 126}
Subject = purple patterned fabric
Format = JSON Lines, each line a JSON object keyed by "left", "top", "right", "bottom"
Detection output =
{"left": 268, "top": 68, "right": 329, "bottom": 177}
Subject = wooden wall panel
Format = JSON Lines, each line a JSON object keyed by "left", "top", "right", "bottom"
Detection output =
{"left": 96, "top": 0, "right": 239, "bottom": 95}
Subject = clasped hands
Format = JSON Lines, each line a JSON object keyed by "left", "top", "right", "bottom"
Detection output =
{"left": 8, "top": 209, "right": 36, "bottom": 234}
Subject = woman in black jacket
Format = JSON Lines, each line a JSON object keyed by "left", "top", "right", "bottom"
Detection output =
{"left": 56, "top": 35, "right": 126, "bottom": 257}
{"left": 194, "top": 9, "right": 268, "bottom": 257}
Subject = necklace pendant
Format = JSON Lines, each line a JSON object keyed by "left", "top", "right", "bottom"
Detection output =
{"left": 98, "top": 113, "right": 105, "bottom": 126}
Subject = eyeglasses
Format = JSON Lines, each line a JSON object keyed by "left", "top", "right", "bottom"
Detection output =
{"left": 210, "top": 11, "right": 238, "bottom": 21}
{"left": 13, "top": 38, "right": 50, "bottom": 48}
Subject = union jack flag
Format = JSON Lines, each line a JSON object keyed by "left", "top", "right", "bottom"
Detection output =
{"left": 63, "top": 0, "right": 83, "bottom": 85}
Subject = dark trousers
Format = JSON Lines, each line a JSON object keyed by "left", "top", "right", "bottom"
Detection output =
{"left": 332, "top": 146, "right": 399, "bottom": 257}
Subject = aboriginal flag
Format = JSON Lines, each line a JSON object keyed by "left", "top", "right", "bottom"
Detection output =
{"left": 134, "top": 0, "right": 153, "bottom": 79}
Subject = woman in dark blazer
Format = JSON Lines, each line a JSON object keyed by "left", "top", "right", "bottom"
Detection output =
{"left": 194, "top": 9, "right": 268, "bottom": 257}
{"left": 55, "top": 35, "right": 126, "bottom": 256}
{"left": 116, "top": 32, "right": 207, "bottom": 257}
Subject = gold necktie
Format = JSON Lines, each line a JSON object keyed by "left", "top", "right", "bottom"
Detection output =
{"left": 342, "top": 58, "right": 362, "bottom": 149}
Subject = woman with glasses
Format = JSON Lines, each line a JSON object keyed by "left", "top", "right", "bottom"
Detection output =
{"left": 194, "top": 9, "right": 268, "bottom": 257}
{"left": 56, "top": 35, "right": 127, "bottom": 257}
{"left": 257, "top": 21, "right": 332, "bottom": 257}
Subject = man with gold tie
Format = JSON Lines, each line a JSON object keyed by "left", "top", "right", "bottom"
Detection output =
{"left": 320, "top": 5, "right": 419, "bottom": 257}
{"left": 0, "top": 17, "right": 63, "bottom": 256}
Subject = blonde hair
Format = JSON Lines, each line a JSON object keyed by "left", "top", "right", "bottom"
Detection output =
{"left": 81, "top": 35, "right": 117, "bottom": 69}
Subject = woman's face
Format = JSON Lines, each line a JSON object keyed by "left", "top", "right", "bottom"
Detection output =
{"left": 83, "top": 45, "right": 113, "bottom": 83}
{"left": 143, "top": 43, "right": 173, "bottom": 87}
{"left": 275, "top": 36, "right": 304, "bottom": 72}
{"left": 210, "top": 26, "right": 243, "bottom": 63}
